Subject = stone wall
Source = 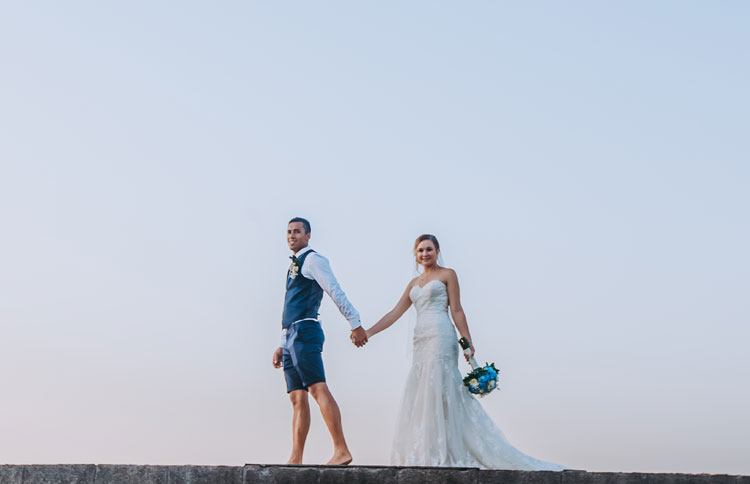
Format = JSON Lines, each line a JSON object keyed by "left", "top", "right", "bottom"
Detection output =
{"left": 1, "top": 465, "right": 746, "bottom": 484}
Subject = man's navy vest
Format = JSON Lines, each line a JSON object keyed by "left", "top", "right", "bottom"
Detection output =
{"left": 282, "top": 249, "right": 324, "bottom": 329}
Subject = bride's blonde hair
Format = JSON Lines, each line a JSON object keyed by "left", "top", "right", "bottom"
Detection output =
{"left": 413, "top": 234, "right": 441, "bottom": 271}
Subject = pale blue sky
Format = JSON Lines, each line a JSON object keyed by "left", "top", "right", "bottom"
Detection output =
{"left": 1, "top": 1, "right": 748, "bottom": 475}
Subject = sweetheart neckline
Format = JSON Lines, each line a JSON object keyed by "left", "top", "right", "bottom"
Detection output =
{"left": 413, "top": 279, "right": 447, "bottom": 291}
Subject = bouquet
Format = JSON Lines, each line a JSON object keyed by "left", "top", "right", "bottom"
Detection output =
{"left": 458, "top": 337, "right": 499, "bottom": 397}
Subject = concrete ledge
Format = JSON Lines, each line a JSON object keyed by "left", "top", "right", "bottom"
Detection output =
{"left": 0, "top": 465, "right": 745, "bottom": 484}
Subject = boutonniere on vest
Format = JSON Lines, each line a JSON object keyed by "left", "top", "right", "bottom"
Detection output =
{"left": 289, "top": 255, "right": 301, "bottom": 279}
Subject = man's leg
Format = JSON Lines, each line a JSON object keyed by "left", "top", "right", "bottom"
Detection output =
{"left": 287, "top": 389, "right": 310, "bottom": 464}
{"left": 284, "top": 344, "right": 311, "bottom": 465}
{"left": 308, "top": 382, "right": 353, "bottom": 465}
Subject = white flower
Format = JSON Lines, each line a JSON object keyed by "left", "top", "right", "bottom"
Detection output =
{"left": 488, "top": 380, "right": 496, "bottom": 389}
{"left": 289, "top": 264, "right": 300, "bottom": 279}
{"left": 469, "top": 379, "right": 478, "bottom": 387}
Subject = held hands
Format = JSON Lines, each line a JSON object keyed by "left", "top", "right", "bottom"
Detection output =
{"left": 350, "top": 326, "right": 368, "bottom": 348}
{"left": 272, "top": 347, "right": 283, "bottom": 368}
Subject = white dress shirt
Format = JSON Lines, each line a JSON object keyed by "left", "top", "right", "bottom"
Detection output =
{"left": 293, "top": 246, "right": 362, "bottom": 330}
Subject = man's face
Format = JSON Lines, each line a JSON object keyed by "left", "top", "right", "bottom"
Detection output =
{"left": 287, "top": 222, "right": 311, "bottom": 252}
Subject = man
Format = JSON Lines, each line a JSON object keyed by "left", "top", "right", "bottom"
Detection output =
{"left": 272, "top": 217, "right": 368, "bottom": 465}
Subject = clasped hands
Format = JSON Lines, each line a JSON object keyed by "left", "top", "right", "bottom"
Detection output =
{"left": 350, "top": 326, "right": 368, "bottom": 348}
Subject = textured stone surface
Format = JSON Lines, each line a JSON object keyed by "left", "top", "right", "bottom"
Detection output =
{"left": 167, "top": 466, "right": 242, "bottom": 484}
{"left": 562, "top": 471, "right": 649, "bottom": 484}
{"left": 646, "top": 475, "right": 739, "bottom": 484}
{"left": 243, "top": 465, "right": 319, "bottom": 484}
{"left": 398, "top": 467, "right": 479, "bottom": 484}
{"left": 320, "top": 466, "right": 398, "bottom": 484}
{"left": 479, "top": 470, "right": 563, "bottom": 484}
{"left": 23, "top": 465, "right": 96, "bottom": 484}
{"left": 96, "top": 465, "right": 168, "bottom": 484}
{"left": 6, "top": 465, "right": 747, "bottom": 484}
{"left": 0, "top": 466, "right": 23, "bottom": 484}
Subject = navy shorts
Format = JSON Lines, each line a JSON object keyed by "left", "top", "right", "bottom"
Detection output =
{"left": 283, "top": 321, "right": 326, "bottom": 393}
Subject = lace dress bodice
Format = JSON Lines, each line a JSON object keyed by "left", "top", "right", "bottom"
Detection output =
{"left": 410, "top": 280, "right": 458, "bottom": 364}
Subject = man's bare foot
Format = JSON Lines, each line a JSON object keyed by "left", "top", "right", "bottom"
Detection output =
{"left": 326, "top": 451, "right": 353, "bottom": 466}
{"left": 285, "top": 457, "right": 303, "bottom": 465}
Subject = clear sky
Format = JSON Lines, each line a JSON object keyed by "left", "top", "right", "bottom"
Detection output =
{"left": 1, "top": 1, "right": 748, "bottom": 475}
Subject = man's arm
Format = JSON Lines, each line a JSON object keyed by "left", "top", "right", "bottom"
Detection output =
{"left": 303, "top": 253, "right": 362, "bottom": 330}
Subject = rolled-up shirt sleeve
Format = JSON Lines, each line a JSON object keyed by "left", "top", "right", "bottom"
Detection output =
{"left": 302, "top": 253, "right": 362, "bottom": 330}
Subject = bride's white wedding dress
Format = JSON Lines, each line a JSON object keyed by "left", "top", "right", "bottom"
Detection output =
{"left": 391, "top": 279, "right": 564, "bottom": 470}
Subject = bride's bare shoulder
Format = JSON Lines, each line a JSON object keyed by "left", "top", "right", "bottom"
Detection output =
{"left": 406, "top": 276, "right": 420, "bottom": 290}
{"left": 439, "top": 267, "right": 458, "bottom": 283}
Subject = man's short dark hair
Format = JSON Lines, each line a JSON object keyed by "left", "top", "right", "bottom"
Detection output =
{"left": 288, "top": 217, "right": 311, "bottom": 234}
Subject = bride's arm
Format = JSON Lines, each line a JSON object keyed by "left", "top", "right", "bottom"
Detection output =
{"left": 446, "top": 269, "right": 475, "bottom": 358}
{"left": 365, "top": 282, "right": 414, "bottom": 338}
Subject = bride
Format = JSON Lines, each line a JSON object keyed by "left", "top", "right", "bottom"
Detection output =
{"left": 365, "top": 234, "right": 564, "bottom": 470}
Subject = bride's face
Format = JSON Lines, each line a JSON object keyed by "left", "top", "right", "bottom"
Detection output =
{"left": 415, "top": 240, "right": 439, "bottom": 268}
